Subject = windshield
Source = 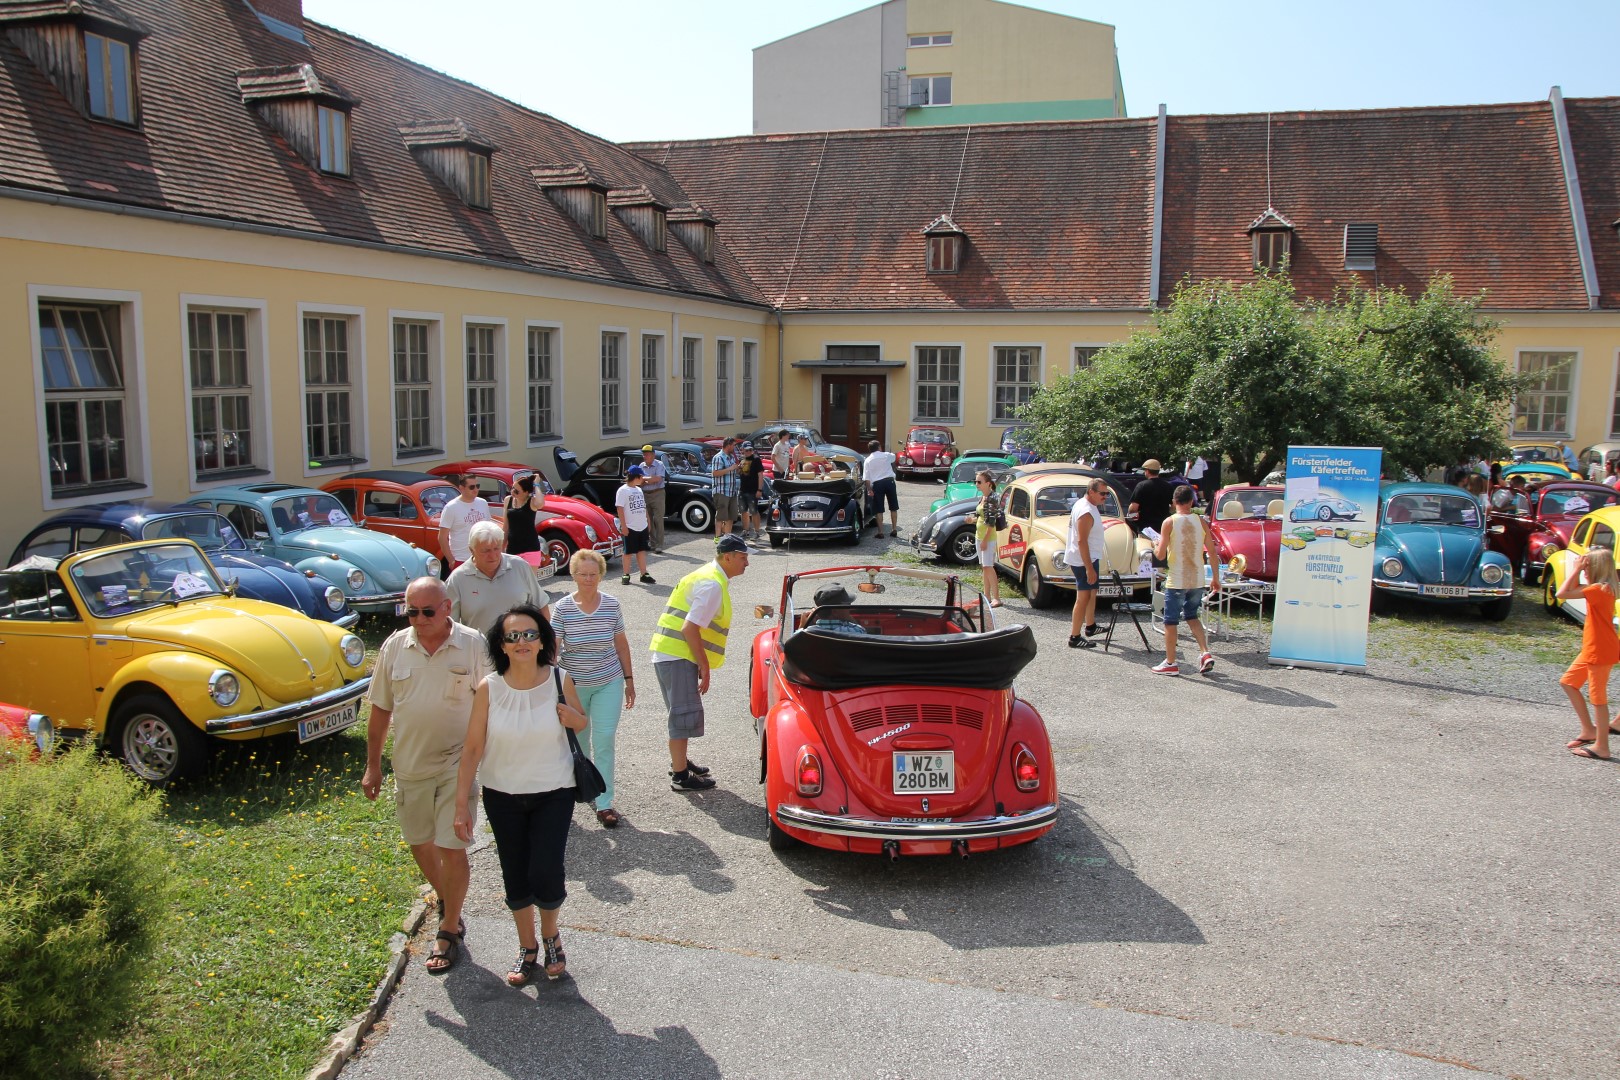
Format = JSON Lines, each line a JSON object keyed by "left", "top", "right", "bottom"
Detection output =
{"left": 1512, "top": 445, "right": 1562, "bottom": 463}
{"left": 1033, "top": 484, "right": 1122, "bottom": 519}
{"left": 273, "top": 494, "right": 355, "bottom": 532}
{"left": 70, "top": 543, "right": 224, "bottom": 616}
{"left": 663, "top": 450, "right": 704, "bottom": 473}
{"left": 1217, "top": 488, "right": 1281, "bottom": 517}
{"left": 911, "top": 429, "right": 951, "bottom": 445}
{"left": 1541, "top": 488, "right": 1620, "bottom": 515}
{"left": 949, "top": 460, "right": 1011, "bottom": 486}
{"left": 1001, "top": 427, "right": 1034, "bottom": 449}
{"left": 420, "top": 486, "right": 459, "bottom": 517}
{"left": 1384, "top": 494, "right": 1481, "bottom": 528}
{"left": 140, "top": 512, "right": 249, "bottom": 551}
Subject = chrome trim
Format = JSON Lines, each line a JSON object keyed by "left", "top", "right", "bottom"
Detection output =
{"left": 1372, "top": 579, "right": 1512, "bottom": 598}
{"left": 774, "top": 802, "right": 1058, "bottom": 841}
{"left": 347, "top": 591, "right": 406, "bottom": 606}
{"left": 204, "top": 677, "right": 371, "bottom": 734}
{"left": 767, "top": 525, "right": 857, "bottom": 536}
{"left": 334, "top": 612, "right": 362, "bottom": 628}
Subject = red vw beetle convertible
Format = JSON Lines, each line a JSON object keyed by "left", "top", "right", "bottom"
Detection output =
{"left": 1208, "top": 485, "right": 1284, "bottom": 582}
{"left": 749, "top": 565, "right": 1056, "bottom": 857}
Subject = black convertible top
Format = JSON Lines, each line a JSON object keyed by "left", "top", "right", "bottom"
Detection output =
{"left": 780, "top": 621, "right": 1036, "bottom": 691}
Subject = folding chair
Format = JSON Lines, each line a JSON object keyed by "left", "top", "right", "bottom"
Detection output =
{"left": 1102, "top": 568, "right": 1152, "bottom": 652}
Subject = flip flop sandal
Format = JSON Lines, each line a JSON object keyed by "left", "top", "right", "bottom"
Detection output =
{"left": 426, "top": 929, "right": 460, "bottom": 976}
{"left": 1571, "top": 746, "right": 1613, "bottom": 761}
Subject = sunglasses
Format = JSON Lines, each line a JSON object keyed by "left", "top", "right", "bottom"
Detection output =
{"left": 502, "top": 629, "right": 542, "bottom": 643}
{"left": 403, "top": 606, "right": 441, "bottom": 619}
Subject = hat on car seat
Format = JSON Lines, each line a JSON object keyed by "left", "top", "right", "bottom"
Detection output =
{"left": 812, "top": 584, "right": 854, "bottom": 606}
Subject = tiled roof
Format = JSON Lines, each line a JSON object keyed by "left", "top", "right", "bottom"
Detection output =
{"left": 0, "top": 0, "right": 765, "bottom": 306}
{"left": 631, "top": 120, "right": 1160, "bottom": 311}
{"left": 0, "top": 0, "right": 145, "bottom": 32}
{"left": 1564, "top": 97, "right": 1620, "bottom": 309}
{"left": 397, "top": 117, "right": 497, "bottom": 152}
{"left": 1158, "top": 103, "right": 1591, "bottom": 310}
{"left": 236, "top": 62, "right": 350, "bottom": 103}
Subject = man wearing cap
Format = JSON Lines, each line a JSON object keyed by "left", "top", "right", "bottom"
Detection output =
{"left": 638, "top": 445, "right": 670, "bottom": 551}
{"left": 1127, "top": 459, "right": 1176, "bottom": 538}
{"left": 615, "top": 466, "right": 655, "bottom": 586}
{"left": 651, "top": 534, "right": 750, "bottom": 791}
{"left": 709, "top": 436, "right": 742, "bottom": 538}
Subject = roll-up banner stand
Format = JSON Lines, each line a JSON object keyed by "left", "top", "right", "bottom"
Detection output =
{"left": 1268, "top": 446, "right": 1384, "bottom": 671}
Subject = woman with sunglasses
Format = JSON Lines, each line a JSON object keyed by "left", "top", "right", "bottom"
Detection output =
{"left": 453, "top": 603, "right": 589, "bottom": 985}
{"left": 965, "top": 470, "right": 1005, "bottom": 607}
{"left": 504, "top": 473, "right": 544, "bottom": 557}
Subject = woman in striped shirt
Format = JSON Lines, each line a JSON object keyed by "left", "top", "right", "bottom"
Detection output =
{"left": 552, "top": 548, "right": 635, "bottom": 826}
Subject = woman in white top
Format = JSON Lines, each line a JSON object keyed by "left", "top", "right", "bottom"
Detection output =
{"left": 454, "top": 603, "right": 588, "bottom": 986}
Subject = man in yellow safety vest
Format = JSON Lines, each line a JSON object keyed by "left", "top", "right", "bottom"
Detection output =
{"left": 650, "top": 533, "right": 750, "bottom": 791}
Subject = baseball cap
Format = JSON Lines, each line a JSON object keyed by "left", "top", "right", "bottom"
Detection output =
{"left": 641, "top": 444, "right": 654, "bottom": 453}
{"left": 716, "top": 534, "right": 749, "bottom": 554}
{"left": 1142, "top": 459, "right": 1163, "bottom": 472}
{"left": 627, "top": 465, "right": 645, "bottom": 478}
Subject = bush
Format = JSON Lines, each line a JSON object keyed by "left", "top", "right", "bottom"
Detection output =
{"left": 0, "top": 744, "right": 170, "bottom": 1078}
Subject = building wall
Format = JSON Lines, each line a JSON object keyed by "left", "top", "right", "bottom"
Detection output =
{"left": 752, "top": 2, "right": 897, "bottom": 134}
{"left": 1495, "top": 315, "right": 1620, "bottom": 452}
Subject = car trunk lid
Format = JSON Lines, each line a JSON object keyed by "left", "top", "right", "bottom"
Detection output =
{"left": 820, "top": 687, "right": 1006, "bottom": 816}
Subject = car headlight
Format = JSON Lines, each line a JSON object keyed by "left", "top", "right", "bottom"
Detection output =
{"left": 898, "top": 455, "right": 911, "bottom": 465}
{"left": 1481, "top": 563, "right": 1505, "bottom": 585}
{"left": 208, "top": 670, "right": 241, "bottom": 707}
{"left": 323, "top": 585, "right": 345, "bottom": 612}
{"left": 1381, "top": 557, "right": 1403, "bottom": 578}
{"left": 1053, "top": 551, "right": 1068, "bottom": 569}
{"left": 425, "top": 556, "right": 442, "bottom": 577}
{"left": 340, "top": 634, "right": 365, "bottom": 668}
{"left": 585, "top": 525, "right": 599, "bottom": 542}
{"left": 346, "top": 567, "right": 366, "bottom": 590}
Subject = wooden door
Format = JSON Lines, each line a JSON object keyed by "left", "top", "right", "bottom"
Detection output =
{"left": 820, "top": 375, "right": 885, "bottom": 450}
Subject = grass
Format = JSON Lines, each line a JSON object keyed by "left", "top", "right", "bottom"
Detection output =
{"left": 94, "top": 620, "right": 421, "bottom": 1080}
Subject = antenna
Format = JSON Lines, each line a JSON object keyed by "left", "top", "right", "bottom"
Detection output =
{"left": 1265, "top": 112, "right": 1273, "bottom": 210}
{"left": 948, "top": 126, "right": 972, "bottom": 219}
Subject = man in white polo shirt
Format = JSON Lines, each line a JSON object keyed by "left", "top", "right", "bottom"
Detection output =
{"left": 437, "top": 473, "right": 500, "bottom": 571}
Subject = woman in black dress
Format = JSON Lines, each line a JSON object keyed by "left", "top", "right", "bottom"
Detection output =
{"left": 505, "top": 474, "right": 543, "bottom": 556}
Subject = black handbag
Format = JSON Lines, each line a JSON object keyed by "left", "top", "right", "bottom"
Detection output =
{"left": 556, "top": 668, "right": 606, "bottom": 805}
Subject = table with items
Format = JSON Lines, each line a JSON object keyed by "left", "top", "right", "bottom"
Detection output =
{"left": 1150, "top": 566, "right": 1273, "bottom": 642}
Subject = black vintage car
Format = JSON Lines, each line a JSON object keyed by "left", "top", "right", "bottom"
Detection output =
{"left": 910, "top": 494, "right": 981, "bottom": 565}
{"left": 766, "top": 464, "right": 868, "bottom": 547}
{"left": 555, "top": 446, "right": 717, "bottom": 533}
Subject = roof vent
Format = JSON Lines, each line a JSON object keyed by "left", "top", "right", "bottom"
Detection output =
{"left": 1343, "top": 223, "right": 1378, "bottom": 271}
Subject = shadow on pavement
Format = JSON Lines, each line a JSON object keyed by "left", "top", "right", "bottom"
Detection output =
{"left": 430, "top": 961, "right": 720, "bottom": 1079}
{"left": 565, "top": 818, "right": 735, "bottom": 905}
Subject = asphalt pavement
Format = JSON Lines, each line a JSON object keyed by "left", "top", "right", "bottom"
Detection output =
{"left": 344, "top": 479, "right": 1620, "bottom": 1080}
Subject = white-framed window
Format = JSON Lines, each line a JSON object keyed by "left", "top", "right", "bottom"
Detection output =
{"left": 526, "top": 323, "right": 560, "bottom": 443}
{"left": 1254, "top": 230, "right": 1291, "bottom": 271}
{"left": 908, "top": 32, "right": 953, "bottom": 47}
{"left": 299, "top": 305, "right": 366, "bottom": 474}
{"left": 1609, "top": 351, "right": 1620, "bottom": 438}
{"left": 681, "top": 336, "right": 701, "bottom": 426}
{"left": 465, "top": 321, "right": 504, "bottom": 448}
{"left": 991, "top": 345, "right": 1041, "bottom": 423}
{"left": 1515, "top": 349, "right": 1576, "bottom": 437}
{"left": 33, "top": 290, "right": 146, "bottom": 500}
{"left": 186, "top": 304, "right": 263, "bottom": 478}
{"left": 1073, "top": 345, "right": 1105, "bottom": 372}
{"left": 715, "top": 339, "right": 734, "bottom": 424}
{"left": 391, "top": 316, "right": 441, "bottom": 457}
{"left": 909, "top": 75, "right": 952, "bottom": 107}
{"left": 913, "top": 345, "right": 962, "bottom": 423}
{"left": 601, "top": 330, "right": 628, "bottom": 434}
{"left": 641, "top": 334, "right": 664, "bottom": 431}
{"left": 741, "top": 340, "right": 759, "bottom": 420}
{"left": 85, "top": 32, "right": 135, "bottom": 123}
{"left": 318, "top": 105, "right": 350, "bottom": 175}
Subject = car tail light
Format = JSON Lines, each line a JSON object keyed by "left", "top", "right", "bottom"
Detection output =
{"left": 772, "top": 506, "right": 782, "bottom": 520}
{"left": 1012, "top": 744, "right": 1040, "bottom": 792}
{"left": 835, "top": 508, "right": 847, "bottom": 521}
{"left": 797, "top": 749, "right": 823, "bottom": 796}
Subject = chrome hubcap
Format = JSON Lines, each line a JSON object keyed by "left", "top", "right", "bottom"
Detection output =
{"left": 124, "top": 714, "right": 177, "bottom": 781}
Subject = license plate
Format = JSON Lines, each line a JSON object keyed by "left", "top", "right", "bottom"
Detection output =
{"left": 791, "top": 511, "right": 820, "bottom": 522}
{"left": 395, "top": 601, "right": 407, "bottom": 616}
{"left": 1422, "top": 585, "right": 1469, "bottom": 598}
{"left": 1098, "top": 585, "right": 1130, "bottom": 597}
{"left": 297, "top": 701, "right": 359, "bottom": 744}
{"left": 893, "top": 751, "right": 955, "bottom": 794}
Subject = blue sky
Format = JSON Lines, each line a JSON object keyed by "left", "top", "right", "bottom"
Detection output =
{"left": 303, "top": 0, "right": 1620, "bottom": 142}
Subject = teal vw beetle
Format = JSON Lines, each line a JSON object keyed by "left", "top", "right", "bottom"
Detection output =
{"left": 928, "top": 451, "right": 1019, "bottom": 514}
{"left": 1371, "top": 482, "right": 1514, "bottom": 621}
{"left": 185, "top": 484, "right": 439, "bottom": 616}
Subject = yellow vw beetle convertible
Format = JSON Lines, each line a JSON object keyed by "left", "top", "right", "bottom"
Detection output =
{"left": 0, "top": 540, "right": 370, "bottom": 785}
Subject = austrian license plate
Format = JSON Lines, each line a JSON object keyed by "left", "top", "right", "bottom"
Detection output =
{"left": 297, "top": 701, "right": 359, "bottom": 744}
{"left": 893, "top": 751, "right": 955, "bottom": 794}
{"left": 1098, "top": 585, "right": 1130, "bottom": 597}
{"left": 791, "top": 511, "right": 820, "bottom": 522}
{"left": 1422, "top": 585, "right": 1469, "bottom": 598}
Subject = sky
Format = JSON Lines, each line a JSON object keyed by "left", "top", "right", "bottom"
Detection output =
{"left": 302, "top": 0, "right": 1620, "bottom": 143}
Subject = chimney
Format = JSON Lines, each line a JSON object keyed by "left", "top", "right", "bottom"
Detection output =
{"left": 249, "top": 2, "right": 306, "bottom": 43}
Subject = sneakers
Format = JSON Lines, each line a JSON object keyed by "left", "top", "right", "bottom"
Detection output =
{"left": 1151, "top": 659, "right": 1181, "bottom": 676}
{"left": 683, "top": 758, "right": 711, "bottom": 776}
{"left": 670, "top": 769, "right": 716, "bottom": 792}
{"left": 1068, "top": 634, "right": 1097, "bottom": 649}
{"left": 621, "top": 573, "right": 631, "bottom": 585}
{"left": 1198, "top": 652, "right": 1215, "bottom": 674}
{"left": 1084, "top": 623, "right": 1099, "bottom": 638}
{"left": 640, "top": 572, "right": 656, "bottom": 584}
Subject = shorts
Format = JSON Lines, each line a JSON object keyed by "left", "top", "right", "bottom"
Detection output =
{"left": 1163, "top": 587, "right": 1205, "bottom": 626}
{"left": 625, "top": 527, "right": 651, "bottom": 555}
{"left": 1072, "top": 558, "right": 1101, "bottom": 591}
{"left": 870, "top": 477, "right": 899, "bottom": 512}
{"left": 395, "top": 765, "right": 466, "bottom": 849}
{"left": 655, "top": 658, "right": 705, "bottom": 738}
{"left": 1561, "top": 658, "right": 1614, "bottom": 705}
{"left": 976, "top": 536, "right": 997, "bottom": 567}
{"left": 713, "top": 493, "right": 740, "bottom": 523}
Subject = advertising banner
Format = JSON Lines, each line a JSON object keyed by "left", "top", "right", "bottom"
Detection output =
{"left": 1268, "top": 446, "right": 1384, "bottom": 671}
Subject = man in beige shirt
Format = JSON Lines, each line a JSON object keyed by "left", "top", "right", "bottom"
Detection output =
{"left": 361, "top": 575, "right": 492, "bottom": 975}
{"left": 445, "top": 520, "right": 551, "bottom": 636}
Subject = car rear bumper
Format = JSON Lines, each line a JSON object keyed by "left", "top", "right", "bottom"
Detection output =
{"left": 766, "top": 524, "right": 853, "bottom": 536}
{"left": 774, "top": 802, "right": 1058, "bottom": 841}
{"left": 204, "top": 678, "right": 371, "bottom": 735}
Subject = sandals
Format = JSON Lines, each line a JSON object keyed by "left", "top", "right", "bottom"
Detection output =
{"left": 507, "top": 946, "right": 541, "bottom": 987}
{"left": 542, "top": 933, "right": 567, "bottom": 980}
{"left": 426, "top": 929, "right": 461, "bottom": 976}
{"left": 436, "top": 899, "right": 466, "bottom": 937}
{"left": 596, "top": 807, "right": 622, "bottom": 828}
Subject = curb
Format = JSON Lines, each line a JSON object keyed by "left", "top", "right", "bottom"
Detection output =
{"left": 304, "top": 891, "right": 432, "bottom": 1080}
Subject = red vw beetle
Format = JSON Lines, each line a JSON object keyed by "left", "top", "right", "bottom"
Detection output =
{"left": 429, "top": 461, "right": 624, "bottom": 572}
{"left": 1209, "top": 485, "right": 1284, "bottom": 582}
{"left": 750, "top": 565, "right": 1056, "bottom": 857}
{"left": 1, "top": 701, "right": 47, "bottom": 757}
{"left": 896, "top": 426, "right": 958, "bottom": 478}
{"left": 1487, "top": 479, "right": 1620, "bottom": 584}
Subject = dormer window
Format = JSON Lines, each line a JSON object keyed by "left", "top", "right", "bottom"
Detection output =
{"left": 238, "top": 65, "right": 356, "bottom": 177}
{"left": 669, "top": 206, "right": 718, "bottom": 264}
{"left": 399, "top": 119, "right": 498, "bottom": 209}
{"left": 1, "top": 6, "right": 148, "bottom": 126}
{"left": 608, "top": 186, "right": 669, "bottom": 252}
{"left": 533, "top": 164, "right": 611, "bottom": 239}
{"left": 1247, "top": 208, "right": 1295, "bottom": 272}
{"left": 922, "top": 214, "right": 965, "bottom": 274}
{"left": 85, "top": 32, "right": 134, "bottom": 123}
{"left": 317, "top": 105, "right": 349, "bottom": 175}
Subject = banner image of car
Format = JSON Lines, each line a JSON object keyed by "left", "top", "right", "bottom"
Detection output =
{"left": 1270, "top": 447, "right": 1383, "bottom": 671}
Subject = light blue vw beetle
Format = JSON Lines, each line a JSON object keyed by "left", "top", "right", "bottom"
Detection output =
{"left": 1288, "top": 493, "right": 1364, "bottom": 523}
{"left": 185, "top": 484, "right": 439, "bottom": 616}
{"left": 1371, "top": 483, "right": 1514, "bottom": 621}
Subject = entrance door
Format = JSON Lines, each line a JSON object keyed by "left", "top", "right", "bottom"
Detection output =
{"left": 821, "top": 375, "right": 885, "bottom": 450}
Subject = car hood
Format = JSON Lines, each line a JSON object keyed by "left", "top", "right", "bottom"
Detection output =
{"left": 280, "top": 528, "right": 423, "bottom": 586}
{"left": 210, "top": 552, "right": 323, "bottom": 617}
{"left": 124, "top": 600, "right": 342, "bottom": 702}
{"left": 1380, "top": 524, "right": 1489, "bottom": 583}
{"left": 1210, "top": 518, "right": 1281, "bottom": 581}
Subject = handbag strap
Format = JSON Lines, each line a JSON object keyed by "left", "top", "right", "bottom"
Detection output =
{"left": 556, "top": 666, "right": 585, "bottom": 753}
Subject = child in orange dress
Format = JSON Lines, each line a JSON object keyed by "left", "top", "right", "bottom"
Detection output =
{"left": 1555, "top": 547, "right": 1620, "bottom": 760}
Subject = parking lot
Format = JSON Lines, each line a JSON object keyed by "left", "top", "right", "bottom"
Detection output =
{"left": 354, "top": 476, "right": 1620, "bottom": 1080}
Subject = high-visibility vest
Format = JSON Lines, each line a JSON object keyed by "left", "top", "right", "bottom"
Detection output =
{"left": 649, "top": 561, "right": 731, "bottom": 668}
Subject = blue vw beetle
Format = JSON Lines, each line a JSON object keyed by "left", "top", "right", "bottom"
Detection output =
{"left": 185, "top": 484, "right": 438, "bottom": 616}
{"left": 1288, "top": 493, "right": 1364, "bottom": 523}
{"left": 1371, "top": 482, "right": 1514, "bottom": 621}
{"left": 8, "top": 501, "right": 357, "bottom": 626}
